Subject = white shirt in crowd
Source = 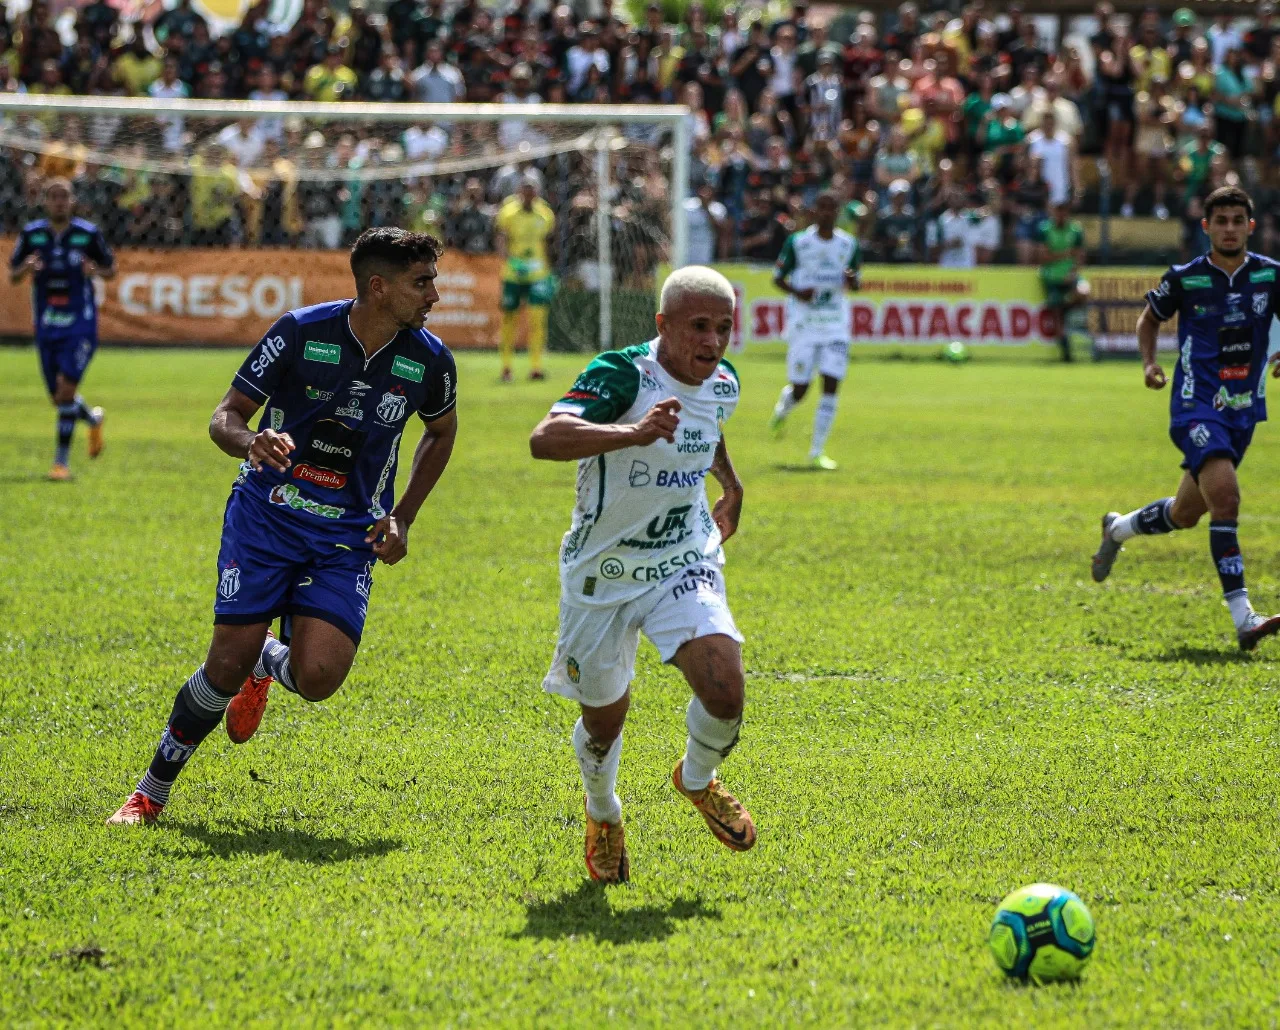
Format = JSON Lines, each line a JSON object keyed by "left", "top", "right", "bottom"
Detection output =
{"left": 928, "top": 209, "right": 1000, "bottom": 268}
{"left": 565, "top": 45, "right": 609, "bottom": 94}
{"left": 769, "top": 44, "right": 796, "bottom": 97}
{"left": 247, "top": 88, "right": 288, "bottom": 141}
{"left": 1027, "top": 129, "right": 1072, "bottom": 205}
{"left": 215, "top": 123, "right": 265, "bottom": 168}
{"left": 684, "top": 195, "right": 726, "bottom": 264}
{"left": 149, "top": 79, "right": 189, "bottom": 153}
{"left": 498, "top": 91, "right": 548, "bottom": 151}
{"left": 410, "top": 61, "right": 464, "bottom": 103}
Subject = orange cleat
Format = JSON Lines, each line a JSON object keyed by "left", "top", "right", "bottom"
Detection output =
{"left": 226, "top": 632, "right": 274, "bottom": 744}
{"left": 87, "top": 407, "right": 105, "bottom": 458}
{"left": 106, "top": 791, "right": 164, "bottom": 826}
{"left": 672, "top": 760, "right": 757, "bottom": 852}
{"left": 48, "top": 463, "right": 71, "bottom": 481}
{"left": 584, "top": 799, "right": 629, "bottom": 883}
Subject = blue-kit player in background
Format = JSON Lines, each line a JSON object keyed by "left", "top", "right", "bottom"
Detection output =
{"left": 1092, "top": 185, "right": 1280, "bottom": 651}
{"left": 107, "top": 227, "right": 459, "bottom": 825}
{"left": 9, "top": 178, "right": 114, "bottom": 480}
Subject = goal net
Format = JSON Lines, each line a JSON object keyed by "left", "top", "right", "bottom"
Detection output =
{"left": 0, "top": 95, "right": 689, "bottom": 352}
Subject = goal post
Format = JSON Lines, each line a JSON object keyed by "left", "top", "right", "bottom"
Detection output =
{"left": 0, "top": 93, "right": 690, "bottom": 353}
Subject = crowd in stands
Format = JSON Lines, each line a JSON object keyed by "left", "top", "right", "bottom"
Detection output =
{"left": 3, "top": 0, "right": 1280, "bottom": 267}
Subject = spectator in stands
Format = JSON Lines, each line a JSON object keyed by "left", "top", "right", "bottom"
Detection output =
{"left": 730, "top": 19, "right": 773, "bottom": 112}
{"left": 446, "top": 177, "right": 496, "bottom": 254}
{"left": 1028, "top": 108, "right": 1074, "bottom": 209}
{"left": 248, "top": 138, "right": 301, "bottom": 245}
{"left": 1009, "top": 151, "right": 1050, "bottom": 265}
{"left": 769, "top": 24, "right": 799, "bottom": 114}
{"left": 304, "top": 43, "right": 358, "bottom": 101}
{"left": 685, "top": 176, "right": 728, "bottom": 264}
{"left": 1130, "top": 79, "right": 1174, "bottom": 219}
{"left": 739, "top": 188, "right": 787, "bottom": 261}
{"left": 410, "top": 38, "right": 463, "bottom": 104}
{"left": 149, "top": 57, "right": 189, "bottom": 154}
{"left": 876, "top": 179, "right": 919, "bottom": 261}
{"left": 1213, "top": 48, "right": 1253, "bottom": 159}
{"left": 249, "top": 67, "right": 288, "bottom": 142}
{"left": 189, "top": 142, "right": 251, "bottom": 246}
{"left": 873, "top": 128, "right": 919, "bottom": 191}
{"left": 802, "top": 50, "right": 842, "bottom": 144}
{"left": 363, "top": 44, "right": 408, "bottom": 102}
{"left": 565, "top": 23, "right": 609, "bottom": 99}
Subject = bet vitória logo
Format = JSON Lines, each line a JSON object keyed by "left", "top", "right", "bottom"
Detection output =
{"left": 988, "top": 883, "right": 1095, "bottom": 983}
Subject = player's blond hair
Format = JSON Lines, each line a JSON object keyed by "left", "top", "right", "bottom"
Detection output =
{"left": 659, "top": 266, "right": 736, "bottom": 315}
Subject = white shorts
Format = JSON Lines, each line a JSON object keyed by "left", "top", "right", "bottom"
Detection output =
{"left": 543, "top": 561, "right": 744, "bottom": 707}
{"left": 787, "top": 335, "right": 850, "bottom": 383}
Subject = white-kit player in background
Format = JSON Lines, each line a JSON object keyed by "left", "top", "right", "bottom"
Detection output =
{"left": 769, "top": 191, "right": 863, "bottom": 470}
{"left": 529, "top": 266, "right": 755, "bottom": 884}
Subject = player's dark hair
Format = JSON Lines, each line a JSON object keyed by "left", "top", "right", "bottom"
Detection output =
{"left": 1204, "top": 185, "right": 1254, "bottom": 221}
{"left": 349, "top": 227, "right": 443, "bottom": 294}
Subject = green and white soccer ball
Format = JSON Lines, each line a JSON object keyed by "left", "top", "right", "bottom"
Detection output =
{"left": 942, "top": 341, "right": 970, "bottom": 363}
{"left": 988, "top": 883, "right": 1095, "bottom": 983}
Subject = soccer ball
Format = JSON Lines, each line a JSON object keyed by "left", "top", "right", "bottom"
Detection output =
{"left": 942, "top": 341, "right": 970, "bottom": 363}
{"left": 988, "top": 883, "right": 1095, "bottom": 983}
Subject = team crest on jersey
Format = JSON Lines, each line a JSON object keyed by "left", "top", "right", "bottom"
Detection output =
{"left": 1190, "top": 423, "right": 1211, "bottom": 448}
{"left": 377, "top": 388, "right": 408, "bottom": 424}
{"left": 219, "top": 564, "right": 241, "bottom": 599}
{"left": 1254, "top": 292, "right": 1268, "bottom": 317}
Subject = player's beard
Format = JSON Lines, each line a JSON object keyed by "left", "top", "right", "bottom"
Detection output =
{"left": 1215, "top": 244, "right": 1245, "bottom": 258}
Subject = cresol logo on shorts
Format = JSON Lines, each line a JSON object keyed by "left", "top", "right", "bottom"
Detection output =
{"left": 626, "top": 547, "right": 704, "bottom": 583}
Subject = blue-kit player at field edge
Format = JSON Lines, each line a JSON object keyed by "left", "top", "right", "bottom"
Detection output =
{"left": 106, "top": 227, "right": 458, "bottom": 826}
{"left": 8, "top": 178, "right": 114, "bottom": 481}
{"left": 1092, "top": 185, "right": 1280, "bottom": 651}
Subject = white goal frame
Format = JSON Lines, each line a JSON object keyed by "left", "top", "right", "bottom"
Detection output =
{"left": 0, "top": 94, "right": 691, "bottom": 352}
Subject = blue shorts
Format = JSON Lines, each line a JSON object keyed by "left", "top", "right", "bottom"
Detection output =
{"left": 213, "top": 489, "right": 375, "bottom": 645}
{"left": 37, "top": 333, "right": 97, "bottom": 394}
{"left": 1171, "top": 419, "right": 1256, "bottom": 478}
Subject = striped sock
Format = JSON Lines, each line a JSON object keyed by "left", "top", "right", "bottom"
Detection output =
{"left": 256, "top": 636, "right": 296, "bottom": 692}
{"left": 55, "top": 404, "right": 76, "bottom": 466}
{"left": 135, "top": 665, "right": 236, "bottom": 807}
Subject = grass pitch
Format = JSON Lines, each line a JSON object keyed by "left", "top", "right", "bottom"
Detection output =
{"left": 2, "top": 343, "right": 1278, "bottom": 1027}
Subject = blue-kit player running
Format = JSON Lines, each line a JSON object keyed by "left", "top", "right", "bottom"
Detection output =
{"left": 1092, "top": 186, "right": 1280, "bottom": 651}
{"left": 108, "top": 228, "right": 458, "bottom": 825}
{"left": 9, "top": 178, "right": 114, "bottom": 480}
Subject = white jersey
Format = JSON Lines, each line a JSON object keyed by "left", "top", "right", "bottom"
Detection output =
{"left": 547, "top": 340, "right": 741, "bottom": 606}
{"left": 775, "top": 226, "right": 862, "bottom": 344}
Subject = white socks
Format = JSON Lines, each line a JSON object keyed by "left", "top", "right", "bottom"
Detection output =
{"left": 573, "top": 717, "right": 623, "bottom": 824}
{"left": 1226, "top": 588, "right": 1254, "bottom": 630}
{"left": 809, "top": 394, "right": 839, "bottom": 458}
{"left": 1109, "top": 510, "right": 1141, "bottom": 543}
{"left": 773, "top": 384, "right": 797, "bottom": 421}
{"left": 682, "top": 697, "right": 742, "bottom": 792}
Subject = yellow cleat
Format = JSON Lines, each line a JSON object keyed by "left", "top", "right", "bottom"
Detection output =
{"left": 810, "top": 454, "right": 839, "bottom": 471}
{"left": 672, "top": 760, "right": 757, "bottom": 852}
{"left": 87, "top": 407, "right": 105, "bottom": 458}
{"left": 48, "top": 463, "right": 71, "bottom": 481}
{"left": 583, "top": 799, "right": 629, "bottom": 883}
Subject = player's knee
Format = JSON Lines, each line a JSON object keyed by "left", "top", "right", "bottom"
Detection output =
{"left": 698, "top": 669, "right": 745, "bottom": 721}
{"left": 292, "top": 659, "right": 345, "bottom": 702}
{"left": 1209, "top": 492, "right": 1241, "bottom": 521}
{"left": 1170, "top": 504, "right": 1201, "bottom": 529}
{"left": 203, "top": 649, "right": 255, "bottom": 694}
{"left": 791, "top": 382, "right": 810, "bottom": 402}
{"left": 581, "top": 695, "right": 629, "bottom": 742}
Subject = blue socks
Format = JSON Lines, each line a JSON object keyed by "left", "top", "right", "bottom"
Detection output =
{"left": 137, "top": 665, "right": 236, "bottom": 806}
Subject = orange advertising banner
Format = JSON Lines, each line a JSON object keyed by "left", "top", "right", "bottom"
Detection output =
{"left": 0, "top": 242, "right": 504, "bottom": 349}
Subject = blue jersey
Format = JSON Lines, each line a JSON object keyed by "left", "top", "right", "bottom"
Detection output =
{"left": 9, "top": 218, "right": 113, "bottom": 340}
{"left": 1146, "top": 252, "right": 1280, "bottom": 428}
{"left": 231, "top": 300, "right": 457, "bottom": 534}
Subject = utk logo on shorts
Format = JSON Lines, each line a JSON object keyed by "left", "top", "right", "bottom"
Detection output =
{"left": 219, "top": 563, "right": 241, "bottom": 600}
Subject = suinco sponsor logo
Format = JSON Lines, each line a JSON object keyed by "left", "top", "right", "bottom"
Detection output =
{"left": 293, "top": 464, "right": 347, "bottom": 489}
{"left": 251, "top": 335, "right": 287, "bottom": 377}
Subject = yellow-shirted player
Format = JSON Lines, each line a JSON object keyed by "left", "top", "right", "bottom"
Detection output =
{"left": 495, "top": 173, "right": 556, "bottom": 381}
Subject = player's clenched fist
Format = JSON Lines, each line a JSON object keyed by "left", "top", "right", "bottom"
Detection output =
{"left": 1143, "top": 363, "right": 1167, "bottom": 390}
{"left": 630, "top": 397, "right": 682, "bottom": 445}
{"left": 248, "top": 428, "right": 295, "bottom": 471}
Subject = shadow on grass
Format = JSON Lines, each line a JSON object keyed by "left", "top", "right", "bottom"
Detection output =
{"left": 168, "top": 821, "right": 401, "bottom": 864}
{"left": 0, "top": 472, "right": 53, "bottom": 485}
{"left": 772, "top": 463, "right": 828, "bottom": 473}
{"left": 514, "top": 881, "right": 720, "bottom": 944}
{"left": 1147, "top": 645, "right": 1250, "bottom": 666}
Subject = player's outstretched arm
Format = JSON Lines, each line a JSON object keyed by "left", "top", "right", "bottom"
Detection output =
{"left": 370, "top": 408, "right": 459, "bottom": 566}
{"left": 209, "top": 387, "right": 295, "bottom": 470}
{"left": 709, "top": 435, "right": 743, "bottom": 543}
{"left": 529, "top": 399, "right": 682, "bottom": 461}
{"left": 1136, "top": 305, "right": 1167, "bottom": 390}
